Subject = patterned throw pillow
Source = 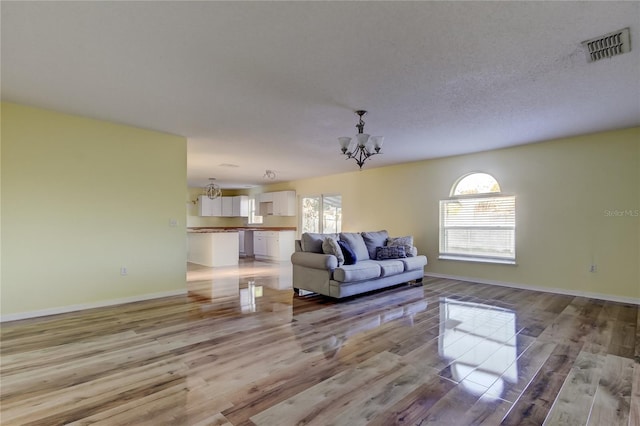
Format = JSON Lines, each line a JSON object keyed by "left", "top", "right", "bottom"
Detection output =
{"left": 386, "top": 236, "right": 415, "bottom": 257}
{"left": 376, "top": 245, "right": 407, "bottom": 260}
{"left": 322, "top": 237, "right": 344, "bottom": 266}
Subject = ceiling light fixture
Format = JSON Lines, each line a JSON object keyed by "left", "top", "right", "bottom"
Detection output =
{"left": 338, "top": 110, "right": 384, "bottom": 169}
{"left": 264, "top": 170, "right": 276, "bottom": 180}
{"left": 204, "top": 178, "right": 222, "bottom": 199}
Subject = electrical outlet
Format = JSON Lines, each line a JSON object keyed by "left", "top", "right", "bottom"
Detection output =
{"left": 120, "top": 267, "right": 128, "bottom": 276}
{"left": 169, "top": 218, "right": 178, "bottom": 227}
{"left": 589, "top": 264, "right": 597, "bottom": 273}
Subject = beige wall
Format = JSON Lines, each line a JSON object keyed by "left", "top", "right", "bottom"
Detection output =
{"left": 281, "top": 128, "right": 639, "bottom": 300}
{"left": 1, "top": 103, "right": 188, "bottom": 317}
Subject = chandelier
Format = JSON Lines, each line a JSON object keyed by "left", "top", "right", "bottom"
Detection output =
{"left": 204, "top": 178, "right": 222, "bottom": 199}
{"left": 338, "top": 110, "right": 384, "bottom": 169}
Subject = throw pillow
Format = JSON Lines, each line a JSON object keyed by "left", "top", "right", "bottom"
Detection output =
{"left": 338, "top": 240, "right": 357, "bottom": 265}
{"left": 339, "top": 232, "right": 370, "bottom": 261}
{"left": 376, "top": 245, "right": 407, "bottom": 260}
{"left": 387, "top": 236, "right": 415, "bottom": 257}
{"left": 301, "top": 232, "right": 339, "bottom": 253}
{"left": 322, "top": 237, "right": 344, "bottom": 266}
{"left": 361, "top": 230, "right": 389, "bottom": 260}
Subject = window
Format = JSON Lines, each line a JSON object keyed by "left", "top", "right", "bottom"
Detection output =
{"left": 247, "top": 195, "right": 263, "bottom": 225}
{"left": 439, "top": 173, "right": 515, "bottom": 264}
{"left": 300, "top": 194, "right": 342, "bottom": 234}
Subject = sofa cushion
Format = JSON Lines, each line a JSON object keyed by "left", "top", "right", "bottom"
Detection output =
{"left": 376, "top": 245, "right": 407, "bottom": 260}
{"left": 376, "top": 259, "right": 405, "bottom": 277}
{"left": 361, "top": 230, "right": 389, "bottom": 260}
{"left": 340, "top": 232, "right": 370, "bottom": 261}
{"left": 387, "top": 236, "right": 415, "bottom": 257}
{"left": 338, "top": 240, "right": 357, "bottom": 265}
{"left": 333, "top": 261, "right": 381, "bottom": 283}
{"left": 322, "top": 237, "right": 344, "bottom": 266}
{"left": 301, "top": 232, "right": 338, "bottom": 253}
{"left": 399, "top": 255, "right": 428, "bottom": 272}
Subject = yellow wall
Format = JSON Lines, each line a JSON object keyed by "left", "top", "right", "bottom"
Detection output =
{"left": 282, "top": 128, "right": 640, "bottom": 300}
{"left": 1, "top": 103, "right": 188, "bottom": 316}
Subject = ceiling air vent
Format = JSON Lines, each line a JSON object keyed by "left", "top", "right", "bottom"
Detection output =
{"left": 582, "top": 28, "right": 631, "bottom": 63}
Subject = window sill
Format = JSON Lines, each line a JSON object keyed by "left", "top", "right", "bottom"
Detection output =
{"left": 438, "top": 255, "right": 517, "bottom": 265}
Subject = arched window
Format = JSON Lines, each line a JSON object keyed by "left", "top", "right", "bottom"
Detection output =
{"left": 451, "top": 173, "right": 501, "bottom": 196}
{"left": 440, "top": 172, "right": 515, "bottom": 263}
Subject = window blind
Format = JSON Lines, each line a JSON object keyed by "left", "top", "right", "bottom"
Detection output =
{"left": 439, "top": 195, "right": 515, "bottom": 262}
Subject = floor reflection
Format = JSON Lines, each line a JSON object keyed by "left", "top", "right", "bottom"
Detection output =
{"left": 188, "top": 260, "right": 522, "bottom": 398}
{"left": 187, "top": 259, "right": 293, "bottom": 313}
{"left": 299, "top": 299, "right": 428, "bottom": 360}
{"left": 438, "top": 297, "right": 518, "bottom": 399}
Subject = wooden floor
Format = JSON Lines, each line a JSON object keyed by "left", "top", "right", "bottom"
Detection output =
{"left": 1, "top": 259, "right": 638, "bottom": 426}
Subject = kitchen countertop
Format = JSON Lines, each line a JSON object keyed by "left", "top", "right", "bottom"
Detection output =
{"left": 187, "top": 227, "right": 296, "bottom": 233}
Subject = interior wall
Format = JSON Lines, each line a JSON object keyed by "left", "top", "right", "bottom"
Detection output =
{"left": 1, "top": 102, "right": 188, "bottom": 316}
{"left": 284, "top": 128, "right": 639, "bottom": 301}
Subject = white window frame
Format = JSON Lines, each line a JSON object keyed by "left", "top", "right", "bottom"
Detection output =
{"left": 439, "top": 174, "right": 516, "bottom": 264}
{"left": 299, "top": 194, "right": 342, "bottom": 236}
{"left": 247, "top": 195, "right": 263, "bottom": 225}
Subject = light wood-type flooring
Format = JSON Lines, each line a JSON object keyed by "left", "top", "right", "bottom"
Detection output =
{"left": 1, "top": 259, "right": 639, "bottom": 425}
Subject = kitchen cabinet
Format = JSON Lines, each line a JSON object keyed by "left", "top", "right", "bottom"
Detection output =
{"left": 258, "top": 191, "right": 296, "bottom": 216}
{"left": 198, "top": 195, "right": 222, "bottom": 216}
{"left": 232, "top": 196, "right": 249, "bottom": 217}
{"left": 254, "top": 230, "right": 295, "bottom": 261}
{"left": 199, "top": 195, "right": 248, "bottom": 217}
{"left": 221, "top": 197, "right": 233, "bottom": 217}
{"left": 259, "top": 192, "right": 274, "bottom": 203}
{"left": 254, "top": 232, "right": 268, "bottom": 258}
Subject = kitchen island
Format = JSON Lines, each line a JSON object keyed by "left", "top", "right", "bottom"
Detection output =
{"left": 187, "top": 230, "right": 239, "bottom": 267}
{"left": 187, "top": 227, "right": 296, "bottom": 267}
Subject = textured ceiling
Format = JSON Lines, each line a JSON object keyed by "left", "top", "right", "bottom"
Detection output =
{"left": 2, "top": 1, "right": 639, "bottom": 188}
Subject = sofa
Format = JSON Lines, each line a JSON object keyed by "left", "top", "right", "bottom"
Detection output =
{"left": 290, "top": 230, "right": 428, "bottom": 298}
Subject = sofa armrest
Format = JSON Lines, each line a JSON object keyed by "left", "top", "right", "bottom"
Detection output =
{"left": 291, "top": 251, "right": 338, "bottom": 270}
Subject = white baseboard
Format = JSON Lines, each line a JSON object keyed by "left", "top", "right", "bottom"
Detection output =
{"left": 424, "top": 273, "right": 640, "bottom": 305}
{"left": 0, "top": 289, "right": 188, "bottom": 323}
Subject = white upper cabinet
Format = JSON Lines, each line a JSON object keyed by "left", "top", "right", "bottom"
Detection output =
{"left": 258, "top": 191, "right": 296, "bottom": 216}
{"left": 259, "top": 192, "right": 274, "bottom": 203}
{"left": 199, "top": 193, "right": 285, "bottom": 217}
{"left": 221, "top": 197, "right": 233, "bottom": 217}
{"left": 272, "top": 191, "right": 296, "bottom": 216}
{"left": 232, "top": 196, "right": 249, "bottom": 217}
{"left": 198, "top": 195, "right": 222, "bottom": 216}
{"left": 198, "top": 195, "right": 247, "bottom": 217}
